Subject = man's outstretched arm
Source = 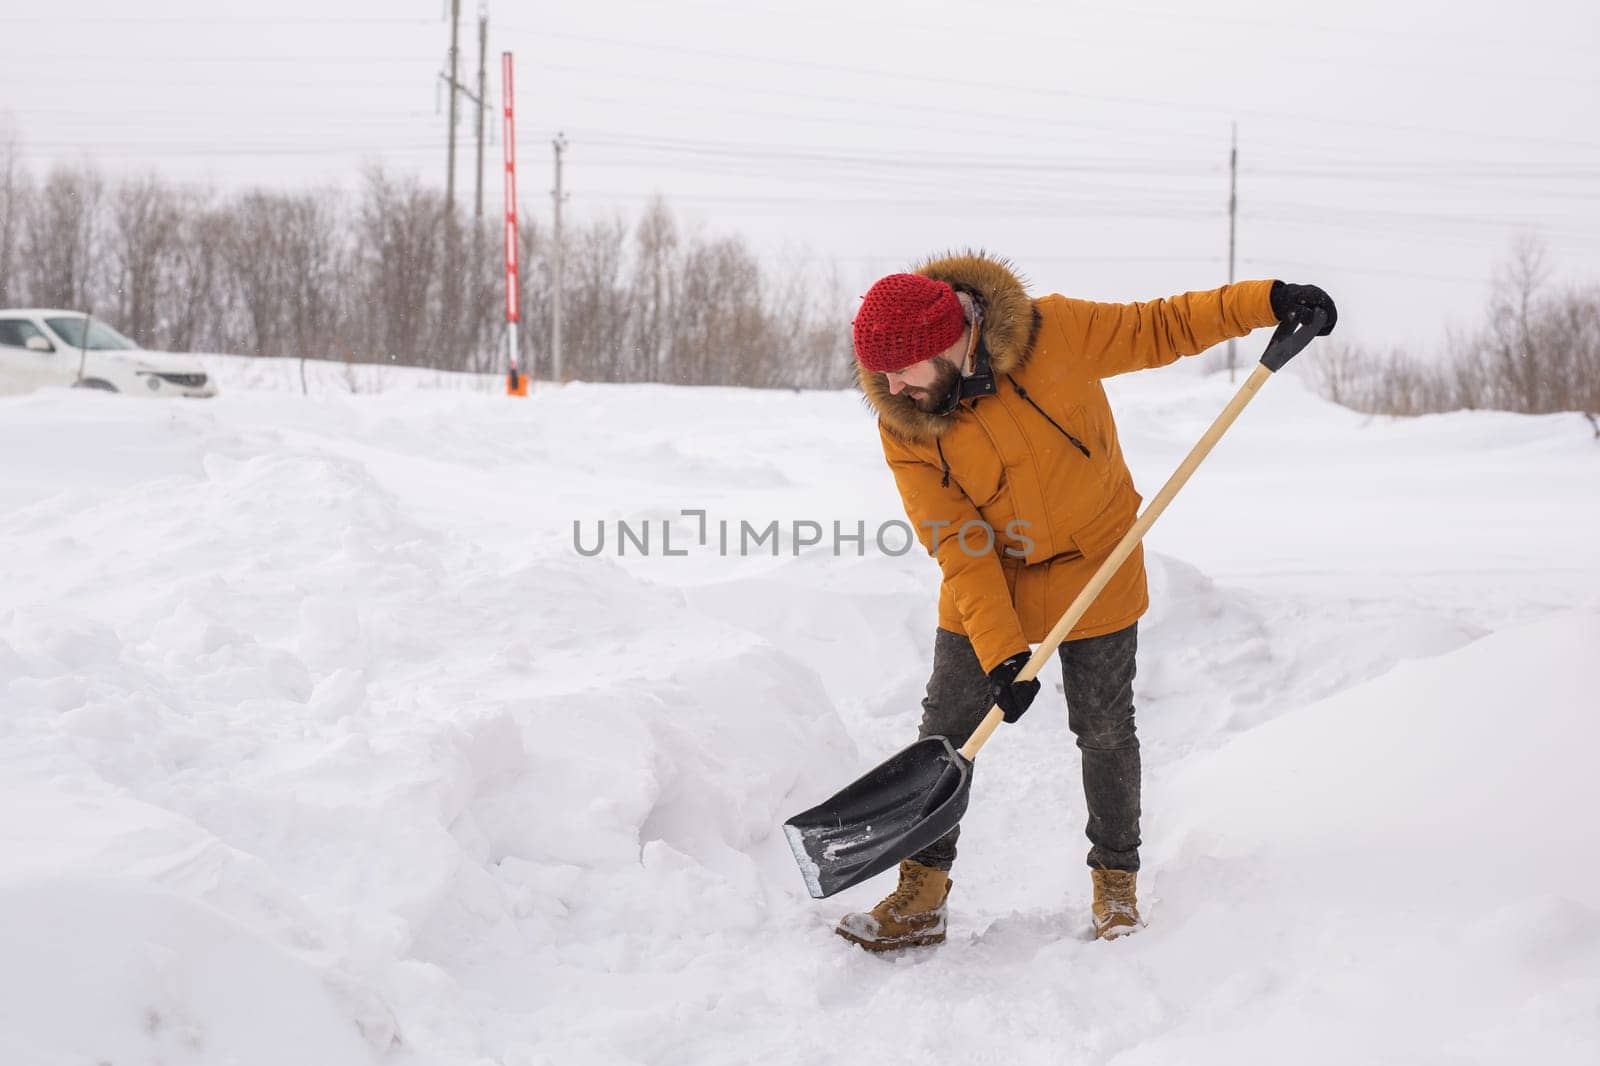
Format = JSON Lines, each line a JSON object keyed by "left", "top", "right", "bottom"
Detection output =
{"left": 1045, "top": 279, "right": 1333, "bottom": 379}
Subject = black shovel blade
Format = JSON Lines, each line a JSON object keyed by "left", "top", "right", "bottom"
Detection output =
{"left": 782, "top": 735, "right": 973, "bottom": 899}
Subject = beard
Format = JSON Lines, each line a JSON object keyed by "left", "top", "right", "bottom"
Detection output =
{"left": 907, "top": 358, "right": 963, "bottom": 414}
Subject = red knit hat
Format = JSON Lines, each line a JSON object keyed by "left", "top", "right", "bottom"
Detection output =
{"left": 852, "top": 273, "right": 966, "bottom": 373}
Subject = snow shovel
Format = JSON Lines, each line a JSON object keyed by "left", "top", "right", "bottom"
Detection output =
{"left": 783, "top": 308, "right": 1328, "bottom": 899}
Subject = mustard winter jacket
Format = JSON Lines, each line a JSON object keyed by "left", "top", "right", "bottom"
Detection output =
{"left": 858, "top": 253, "right": 1279, "bottom": 673}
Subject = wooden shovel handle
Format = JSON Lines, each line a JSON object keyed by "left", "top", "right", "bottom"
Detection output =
{"left": 956, "top": 308, "right": 1321, "bottom": 763}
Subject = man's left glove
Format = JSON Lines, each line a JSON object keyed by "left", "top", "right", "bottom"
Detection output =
{"left": 1270, "top": 281, "right": 1337, "bottom": 336}
{"left": 988, "top": 651, "right": 1041, "bottom": 724}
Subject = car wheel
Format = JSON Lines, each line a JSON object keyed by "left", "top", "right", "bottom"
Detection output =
{"left": 74, "top": 378, "right": 118, "bottom": 392}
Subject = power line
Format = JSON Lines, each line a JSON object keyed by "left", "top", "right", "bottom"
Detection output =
{"left": 473, "top": 131, "right": 1600, "bottom": 199}
{"left": 659, "top": 2, "right": 1600, "bottom": 89}
{"left": 555, "top": 87, "right": 1223, "bottom": 155}
{"left": 499, "top": 25, "right": 1600, "bottom": 154}
{"left": 0, "top": 75, "right": 431, "bottom": 89}
{"left": 650, "top": 0, "right": 1579, "bottom": 53}
{"left": 17, "top": 98, "right": 1600, "bottom": 189}
{"left": 5, "top": 55, "right": 438, "bottom": 65}
{"left": 540, "top": 64, "right": 1224, "bottom": 141}
{"left": 10, "top": 141, "right": 450, "bottom": 158}
{"left": 0, "top": 15, "right": 433, "bottom": 24}
{"left": 836, "top": 253, "right": 1225, "bottom": 264}
{"left": 16, "top": 129, "right": 1600, "bottom": 213}
{"left": 1239, "top": 257, "right": 1488, "bottom": 285}
{"left": 7, "top": 106, "right": 437, "bottom": 120}
{"left": 539, "top": 84, "right": 1600, "bottom": 181}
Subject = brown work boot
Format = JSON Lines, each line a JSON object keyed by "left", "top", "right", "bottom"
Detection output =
{"left": 835, "top": 860, "right": 952, "bottom": 952}
{"left": 1091, "top": 868, "right": 1142, "bottom": 940}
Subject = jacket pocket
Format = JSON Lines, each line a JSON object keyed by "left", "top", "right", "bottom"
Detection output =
{"left": 1034, "top": 401, "right": 1092, "bottom": 460}
{"left": 1065, "top": 479, "right": 1139, "bottom": 561}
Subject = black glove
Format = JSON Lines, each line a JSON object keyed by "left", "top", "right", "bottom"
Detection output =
{"left": 1269, "top": 281, "right": 1337, "bottom": 336}
{"left": 988, "top": 651, "right": 1040, "bottom": 724}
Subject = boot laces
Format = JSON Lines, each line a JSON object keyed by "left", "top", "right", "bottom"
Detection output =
{"left": 886, "top": 867, "right": 928, "bottom": 912}
{"left": 1094, "top": 871, "right": 1138, "bottom": 920}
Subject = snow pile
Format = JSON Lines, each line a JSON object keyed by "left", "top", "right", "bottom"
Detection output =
{"left": 0, "top": 878, "right": 383, "bottom": 1065}
{"left": 1142, "top": 611, "right": 1600, "bottom": 1063}
{"left": 194, "top": 353, "right": 503, "bottom": 395}
{"left": 1, "top": 367, "right": 1596, "bottom": 1064}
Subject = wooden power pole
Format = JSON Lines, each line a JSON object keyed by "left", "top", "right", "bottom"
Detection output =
{"left": 439, "top": 5, "right": 489, "bottom": 216}
{"left": 445, "top": 0, "right": 461, "bottom": 210}
{"left": 552, "top": 133, "right": 567, "bottom": 383}
{"left": 475, "top": 10, "right": 488, "bottom": 218}
{"left": 1226, "top": 122, "right": 1238, "bottom": 381}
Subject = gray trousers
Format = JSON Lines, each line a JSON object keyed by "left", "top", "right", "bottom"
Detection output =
{"left": 909, "top": 624, "right": 1142, "bottom": 873}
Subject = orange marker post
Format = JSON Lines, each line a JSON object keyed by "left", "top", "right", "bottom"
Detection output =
{"left": 502, "top": 51, "right": 526, "bottom": 397}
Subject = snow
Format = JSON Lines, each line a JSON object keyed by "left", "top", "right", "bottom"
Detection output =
{"left": 1, "top": 360, "right": 1597, "bottom": 1064}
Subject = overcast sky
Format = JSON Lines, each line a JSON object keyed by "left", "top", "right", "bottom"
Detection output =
{"left": 5, "top": 0, "right": 1599, "bottom": 357}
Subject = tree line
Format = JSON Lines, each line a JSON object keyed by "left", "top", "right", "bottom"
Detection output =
{"left": 0, "top": 155, "right": 854, "bottom": 389}
{"left": 1307, "top": 241, "right": 1599, "bottom": 419}
{"left": 3, "top": 153, "right": 1593, "bottom": 415}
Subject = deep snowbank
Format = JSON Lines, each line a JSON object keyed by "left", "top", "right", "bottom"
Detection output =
{"left": 1139, "top": 610, "right": 1600, "bottom": 1064}
{"left": 0, "top": 877, "right": 385, "bottom": 1066}
{"left": 1, "top": 367, "right": 1596, "bottom": 1064}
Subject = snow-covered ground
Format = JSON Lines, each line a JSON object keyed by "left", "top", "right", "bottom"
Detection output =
{"left": 1, "top": 357, "right": 1597, "bottom": 1065}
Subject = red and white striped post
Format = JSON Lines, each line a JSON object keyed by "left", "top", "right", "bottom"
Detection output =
{"left": 501, "top": 51, "right": 525, "bottom": 397}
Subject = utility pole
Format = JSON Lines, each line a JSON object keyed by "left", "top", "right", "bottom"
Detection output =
{"left": 445, "top": 0, "right": 461, "bottom": 210}
{"left": 552, "top": 134, "right": 567, "bottom": 383}
{"left": 475, "top": 9, "right": 488, "bottom": 218}
{"left": 438, "top": 6, "right": 489, "bottom": 216}
{"left": 1226, "top": 121, "right": 1238, "bottom": 382}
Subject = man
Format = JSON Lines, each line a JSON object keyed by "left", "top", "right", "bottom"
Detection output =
{"left": 837, "top": 252, "right": 1335, "bottom": 951}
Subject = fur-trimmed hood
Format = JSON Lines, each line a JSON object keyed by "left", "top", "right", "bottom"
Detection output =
{"left": 856, "top": 251, "right": 1042, "bottom": 443}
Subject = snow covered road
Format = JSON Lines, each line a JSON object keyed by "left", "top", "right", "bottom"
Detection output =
{"left": 2, "top": 366, "right": 1597, "bottom": 1064}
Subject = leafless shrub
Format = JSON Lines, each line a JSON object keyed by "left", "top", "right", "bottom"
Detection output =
{"left": 1307, "top": 340, "right": 1366, "bottom": 408}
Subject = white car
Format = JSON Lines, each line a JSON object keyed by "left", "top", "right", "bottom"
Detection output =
{"left": 0, "top": 309, "right": 218, "bottom": 398}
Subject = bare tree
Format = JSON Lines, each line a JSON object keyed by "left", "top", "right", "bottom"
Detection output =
{"left": 0, "top": 137, "right": 26, "bottom": 305}
{"left": 762, "top": 249, "right": 852, "bottom": 389}
{"left": 352, "top": 170, "right": 445, "bottom": 364}
{"left": 1481, "top": 236, "right": 1551, "bottom": 412}
{"left": 1537, "top": 284, "right": 1600, "bottom": 414}
{"left": 673, "top": 236, "right": 768, "bottom": 385}
{"left": 630, "top": 197, "right": 680, "bottom": 383}
{"left": 462, "top": 215, "right": 508, "bottom": 374}
{"left": 165, "top": 202, "right": 232, "bottom": 353}
{"left": 564, "top": 216, "right": 629, "bottom": 381}
{"left": 515, "top": 216, "right": 549, "bottom": 379}
{"left": 107, "top": 175, "right": 183, "bottom": 344}
{"left": 280, "top": 191, "right": 348, "bottom": 360}
{"left": 21, "top": 164, "right": 104, "bottom": 309}
{"left": 223, "top": 191, "right": 300, "bottom": 356}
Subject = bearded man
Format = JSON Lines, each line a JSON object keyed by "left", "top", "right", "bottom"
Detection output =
{"left": 837, "top": 253, "right": 1335, "bottom": 950}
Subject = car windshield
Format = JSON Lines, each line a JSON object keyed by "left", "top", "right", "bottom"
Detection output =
{"left": 44, "top": 316, "right": 139, "bottom": 350}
